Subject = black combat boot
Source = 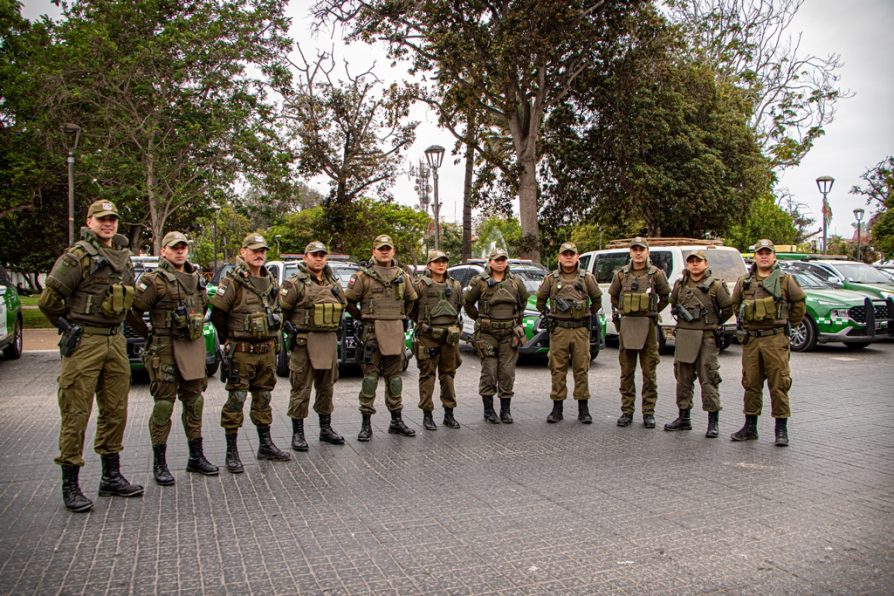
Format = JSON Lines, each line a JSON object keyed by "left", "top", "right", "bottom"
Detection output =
{"left": 388, "top": 411, "right": 416, "bottom": 437}
{"left": 643, "top": 414, "right": 656, "bottom": 428}
{"left": 617, "top": 413, "right": 633, "bottom": 427}
{"left": 319, "top": 414, "right": 345, "bottom": 445}
{"left": 499, "top": 398, "right": 513, "bottom": 424}
{"left": 547, "top": 400, "right": 564, "bottom": 423}
{"left": 186, "top": 438, "right": 219, "bottom": 475}
{"left": 705, "top": 411, "right": 719, "bottom": 439}
{"left": 61, "top": 465, "right": 93, "bottom": 513}
{"left": 443, "top": 408, "right": 461, "bottom": 429}
{"left": 98, "top": 453, "right": 144, "bottom": 498}
{"left": 578, "top": 400, "right": 592, "bottom": 424}
{"left": 422, "top": 411, "right": 437, "bottom": 431}
{"left": 357, "top": 414, "right": 373, "bottom": 442}
{"left": 774, "top": 418, "right": 789, "bottom": 447}
{"left": 664, "top": 408, "right": 692, "bottom": 432}
{"left": 291, "top": 418, "right": 308, "bottom": 452}
{"left": 257, "top": 425, "right": 291, "bottom": 461}
{"left": 225, "top": 432, "right": 244, "bottom": 474}
{"left": 152, "top": 444, "right": 175, "bottom": 486}
{"left": 482, "top": 396, "right": 500, "bottom": 424}
{"left": 731, "top": 415, "right": 759, "bottom": 441}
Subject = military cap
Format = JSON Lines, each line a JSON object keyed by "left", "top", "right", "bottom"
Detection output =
{"left": 630, "top": 236, "right": 649, "bottom": 249}
{"left": 754, "top": 238, "right": 775, "bottom": 253}
{"left": 87, "top": 200, "right": 119, "bottom": 219}
{"left": 305, "top": 241, "right": 328, "bottom": 254}
{"left": 488, "top": 248, "right": 509, "bottom": 260}
{"left": 686, "top": 250, "right": 708, "bottom": 261}
{"left": 559, "top": 242, "right": 578, "bottom": 254}
{"left": 241, "top": 233, "right": 269, "bottom": 250}
{"left": 161, "top": 231, "right": 189, "bottom": 248}
{"left": 373, "top": 234, "right": 394, "bottom": 249}
{"left": 427, "top": 249, "right": 448, "bottom": 264}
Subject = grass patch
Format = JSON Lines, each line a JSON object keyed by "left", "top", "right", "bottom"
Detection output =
{"left": 22, "top": 307, "right": 53, "bottom": 329}
{"left": 19, "top": 295, "right": 40, "bottom": 307}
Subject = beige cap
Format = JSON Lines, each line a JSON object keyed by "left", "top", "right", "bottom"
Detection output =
{"left": 559, "top": 242, "right": 578, "bottom": 254}
{"left": 305, "top": 241, "right": 328, "bottom": 254}
{"left": 87, "top": 200, "right": 119, "bottom": 218}
{"left": 374, "top": 234, "right": 394, "bottom": 249}
{"left": 427, "top": 249, "right": 448, "bottom": 264}
{"left": 489, "top": 248, "right": 508, "bottom": 260}
{"left": 242, "top": 233, "right": 268, "bottom": 250}
{"left": 630, "top": 236, "right": 649, "bottom": 249}
{"left": 754, "top": 239, "right": 775, "bottom": 253}
{"left": 161, "top": 231, "right": 189, "bottom": 248}
{"left": 686, "top": 250, "right": 707, "bottom": 261}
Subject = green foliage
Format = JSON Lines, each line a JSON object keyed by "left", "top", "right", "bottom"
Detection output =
{"left": 725, "top": 195, "right": 797, "bottom": 251}
{"left": 434, "top": 222, "right": 464, "bottom": 266}
{"left": 851, "top": 156, "right": 894, "bottom": 259}
{"left": 264, "top": 207, "right": 325, "bottom": 256}
{"left": 190, "top": 206, "right": 253, "bottom": 271}
{"left": 473, "top": 217, "right": 522, "bottom": 259}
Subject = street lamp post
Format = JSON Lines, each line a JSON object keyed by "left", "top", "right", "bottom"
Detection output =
{"left": 853, "top": 207, "right": 865, "bottom": 262}
{"left": 424, "top": 144, "right": 445, "bottom": 250}
{"left": 61, "top": 123, "right": 81, "bottom": 246}
{"left": 816, "top": 175, "right": 834, "bottom": 254}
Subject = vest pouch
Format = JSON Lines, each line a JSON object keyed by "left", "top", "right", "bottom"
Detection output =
{"left": 446, "top": 325, "right": 461, "bottom": 346}
{"left": 187, "top": 312, "right": 204, "bottom": 340}
{"left": 758, "top": 296, "right": 776, "bottom": 320}
{"left": 743, "top": 300, "right": 755, "bottom": 321}
{"left": 247, "top": 312, "right": 269, "bottom": 338}
{"left": 101, "top": 284, "right": 135, "bottom": 317}
{"left": 430, "top": 327, "right": 447, "bottom": 340}
{"left": 312, "top": 303, "right": 343, "bottom": 331}
{"left": 622, "top": 293, "right": 640, "bottom": 314}
{"left": 429, "top": 299, "right": 459, "bottom": 320}
{"left": 570, "top": 300, "right": 587, "bottom": 319}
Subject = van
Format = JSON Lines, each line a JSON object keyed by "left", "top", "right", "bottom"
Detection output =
{"left": 578, "top": 238, "right": 748, "bottom": 349}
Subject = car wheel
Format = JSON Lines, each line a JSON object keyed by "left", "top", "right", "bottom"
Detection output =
{"left": 789, "top": 316, "right": 817, "bottom": 352}
{"left": 275, "top": 344, "right": 290, "bottom": 377}
{"left": 219, "top": 357, "right": 228, "bottom": 382}
{"left": 716, "top": 333, "right": 732, "bottom": 351}
{"left": 589, "top": 345, "right": 599, "bottom": 361}
{"left": 844, "top": 341, "right": 870, "bottom": 350}
{"left": 205, "top": 357, "right": 220, "bottom": 378}
{"left": 3, "top": 315, "right": 23, "bottom": 359}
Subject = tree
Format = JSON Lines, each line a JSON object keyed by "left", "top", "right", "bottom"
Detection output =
{"left": 667, "top": 0, "right": 848, "bottom": 169}
{"left": 725, "top": 194, "right": 797, "bottom": 251}
{"left": 851, "top": 156, "right": 894, "bottom": 258}
{"left": 279, "top": 46, "right": 416, "bottom": 247}
{"left": 32, "top": 0, "right": 294, "bottom": 253}
{"left": 473, "top": 215, "right": 522, "bottom": 259}
{"left": 314, "top": 0, "right": 646, "bottom": 262}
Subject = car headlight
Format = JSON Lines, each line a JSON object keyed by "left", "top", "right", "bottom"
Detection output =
{"left": 816, "top": 299, "right": 843, "bottom": 306}
{"left": 829, "top": 309, "right": 850, "bottom": 319}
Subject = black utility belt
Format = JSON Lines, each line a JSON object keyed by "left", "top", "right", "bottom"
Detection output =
{"left": 230, "top": 340, "right": 275, "bottom": 354}
{"left": 553, "top": 319, "right": 588, "bottom": 329}
{"left": 81, "top": 324, "right": 122, "bottom": 336}
{"left": 746, "top": 327, "right": 784, "bottom": 337}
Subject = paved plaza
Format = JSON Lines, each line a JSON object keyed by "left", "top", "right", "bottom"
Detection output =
{"left": 0, "top": 338, "right": 892, "bottom": 594}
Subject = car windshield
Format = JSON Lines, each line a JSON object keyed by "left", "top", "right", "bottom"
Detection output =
{"left": 512, "top": 266, "right": 547, "bottom": 291}
{"left": 683, "top": 249, "right": 746, "bottom": 284}
{"left": 789, "top": 270, "right": 830, "bottom": 289}
{"left": 282, "top": 261, "right": 360, "bottom": 289}
{"left": 830, "top": 262, "right": 893, "bottom": 283}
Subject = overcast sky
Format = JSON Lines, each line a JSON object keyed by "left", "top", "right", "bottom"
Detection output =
{"left": 21, "top": 0, "right": 893, "bottom": 241}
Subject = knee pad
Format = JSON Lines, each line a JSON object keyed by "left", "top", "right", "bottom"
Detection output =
{"left": 224, "top": 390, "right": 248, "bottom": 412}
{"left": 253, "top": 390, "right": 272, "bottom": 410}
{"left": 387, "top": 375, "right": 402, "bottom": 397}
{"left": 151, "top": 399, "right": 175, "bottom": 427}
{"left": 361, "top": 373, "right": 379, "bottom": 398}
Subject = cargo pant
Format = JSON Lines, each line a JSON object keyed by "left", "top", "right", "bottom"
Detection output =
{"left": 549, "top": 325, "right": 591, "bottom": 401}
{"left": 55, "top": 331, "right": 130, "bottom": 467}
{"left": 476, "top": 329, "right": 518, "bottom": 400}
{"left": 618, "top": 320, "right": 660, "bottom": 415}
{"left": 415, "top": 331, "right": 461, "bottom": 411}
{"left": 145, "top": 337, "right": 206, "bottom": 445}
{"left": 674, "top": 331, "right": 721, "bottom": 412}
{"left": 287, "top": 337, "right": 337, "bottom": 419}
{"left": 358, "top": 330, "right": 404, "bottom": 415}
{"left": 741, "top": 331, "right": 792, "bottom": 418}
{"left": 221, "top": 344, "right": 276, "bottom": 430}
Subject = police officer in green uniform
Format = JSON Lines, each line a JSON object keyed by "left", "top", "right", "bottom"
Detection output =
{"left": 345, "top": 235, "right": 419, "bottom": 441}
{"left": 130, "top": 231, "right": 218, "bottom": 485}
{"left": 39, "top": 199, "right": 143, "bottom": 512}
{"left": 408, "top": 250, "right": 463, "bottom": 431}
{"left": 730, "top": 239, "right": 806, "bottom": 446}
{"left": 535, "top": 242, "right": 602, "bottom": 424}
{"left": 280, "top": 241, "right": 347, "bottom": 451}
{"left": 463, "top": 248, "right": 530, "bottom": 424}
{"left": 663, "top": 250, "right": 733, "bottom": 438}
{"left": 210, "top": 233, "right": 290, "bottom": 472}
{"left": 608, "top": 237, "right": 671, "bottom": 428}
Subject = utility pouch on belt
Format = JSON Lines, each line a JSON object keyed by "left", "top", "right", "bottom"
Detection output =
{"left": 446, "top": 325, "right": 461, "bottom": 347}
{"left": 100, "top": 284, "right": 135, "bottom": 317}
{"left": 511, "top": 324, "right": 526, "bottom": 348}
{"left": 58, "top": 324, "right": 83, "bottom": 357}
{"left": 312, "top": 303, "right": 343, "bottom": 330}
{"left": 247, "top": 312, "right": 269, "bottom": 338}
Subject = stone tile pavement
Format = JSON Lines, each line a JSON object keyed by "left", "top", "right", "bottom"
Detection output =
{"left": 0, "top": 340, "right": 892, "bottom": 594}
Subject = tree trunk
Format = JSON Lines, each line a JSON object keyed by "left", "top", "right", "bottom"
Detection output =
{"left": 517, "top": 158, "right": 540, "bottom": 263}
{"left": 462, "top": 119, "right": 475, "bottom": 261}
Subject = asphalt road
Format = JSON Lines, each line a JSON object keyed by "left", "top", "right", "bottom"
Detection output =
{"left": 0, "top": 340, "right": 892, "bottom": 594}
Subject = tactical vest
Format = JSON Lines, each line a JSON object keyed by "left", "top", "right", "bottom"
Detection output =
{"left": 286, "top": 265, "right": 345, "bottom": 332}
{"left": 673, "top": 275, "right": 722, "bottom": 330}
{"left": 417, "top": 276, "right": 461, "bottom": 327}
{"left": 146, "top": 260, "right": 207, "bottom": 339}
{"left": 548, "top": 269, "right": 590, "bottom": 320}
{"left": 225, "top": 263, "right": 279, "bottom": 340}
{"left": 618, "top": 265, "right": 658, "bottom": 316}
{"left": 477, "top": 271, "right": 524, "bottom": 321}
{"left": 359, "top": 265, "right": 406, "bottom": 320}
{"left": 739, "top": 271, "right": 790, "bottom": 328}
{"left": 58, "top": 234, "right": 134, "bottom": 326}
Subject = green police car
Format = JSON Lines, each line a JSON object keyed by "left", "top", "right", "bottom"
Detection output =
{"left": 0, "top": 265, "right": 23, "bottom": 360}
{"left": 782, "top": 266, "right": 892, "bottom": 352}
